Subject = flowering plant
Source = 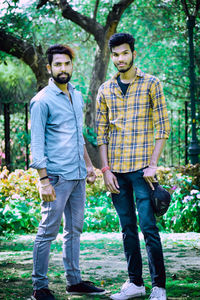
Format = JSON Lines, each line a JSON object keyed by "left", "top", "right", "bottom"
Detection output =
{"left": 0, "top": 167, "right": 40, "bottom": 234}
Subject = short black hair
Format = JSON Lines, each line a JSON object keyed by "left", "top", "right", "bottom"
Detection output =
{"left": 108, "top": 33, "right": 135, "bottom": 52}
{"left": 46, "top": 44, "right": 75, "bottom": 65}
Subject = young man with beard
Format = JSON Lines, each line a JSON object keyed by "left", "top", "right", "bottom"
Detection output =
{"left": 96, "top": 33, "right": 170, "bottom": 300}
{"left": 30, "top": 44, "right": 105, "bottom": 300}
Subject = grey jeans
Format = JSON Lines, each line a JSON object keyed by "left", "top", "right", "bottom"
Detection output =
{"left": 32, "top": 175, "right": 86, "bottom": 290}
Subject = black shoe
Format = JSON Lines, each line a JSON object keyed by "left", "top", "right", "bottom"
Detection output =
{"left": 66, "top": 280, "right": 106, "bottom": 295}
{"left": 31, "top": 288, "right": 55, "bottom": 300}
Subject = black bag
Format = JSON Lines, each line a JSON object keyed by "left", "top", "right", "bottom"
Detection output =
{"left": 150, "top": 182, "right": 171, "bottom": 217}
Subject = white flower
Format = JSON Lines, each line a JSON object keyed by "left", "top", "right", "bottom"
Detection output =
{"left": 11, "top": 194, "right": 21, "bottom": 200}
{"left": 183, "top": 195, "right": 193, "bottom": 203}
{"left": 190, "top": 189, "right": 199, "bottom": 195}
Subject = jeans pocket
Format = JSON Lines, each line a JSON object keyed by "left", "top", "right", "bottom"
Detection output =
{"left": 137, "top": 168, "right": 145, "bottom": 176}
{"left": 48, "top": 174, "right": 60, "bottom": 187}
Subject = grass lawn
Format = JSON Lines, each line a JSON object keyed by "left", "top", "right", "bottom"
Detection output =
{"left": 0, "top": 232, "right": 200, "bottom": 299}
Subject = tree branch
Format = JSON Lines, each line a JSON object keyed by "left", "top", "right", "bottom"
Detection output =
{"left": 59, "top": 0, "right": 104, "bottom": 43}
{"left": 105, "top": 0, "right": 135, "bottom": 29}
{"left": 181, "top": 0, "right": 190, "bottom": 17}
{"left": 0, "top": 28, "right": 36, "bottom": 68}
{"left": 37, "top": 0, "right": 48, "bottom": 9}
{"left": 93, "top": 0, "right": 100, "bottom": 20}
{"left": 0, "top": 28, "right": 48, "bottom": 90}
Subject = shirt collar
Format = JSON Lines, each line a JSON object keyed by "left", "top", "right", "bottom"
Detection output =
{"left": 48, "top": 78, "right": 75, "bottom": 95}
{"left": 112, "top": 67, "right": 144, "bottom": 83}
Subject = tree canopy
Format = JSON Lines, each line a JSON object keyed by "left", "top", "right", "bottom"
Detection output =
{"left": 0, "top": 0, "right": 199, "bottom": 165}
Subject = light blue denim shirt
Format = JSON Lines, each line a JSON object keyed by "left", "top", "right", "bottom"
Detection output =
{"left": 30, "top": 78, "right": 87, "bottom": 180}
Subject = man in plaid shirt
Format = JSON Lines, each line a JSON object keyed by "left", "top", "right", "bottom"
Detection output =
{"left": 96, "top": 33, "right": 170, "bottom": 300}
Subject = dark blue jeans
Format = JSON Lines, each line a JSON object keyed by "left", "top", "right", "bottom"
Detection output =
{"left": 112, "top": 169, "right": 166, "bottom": 288}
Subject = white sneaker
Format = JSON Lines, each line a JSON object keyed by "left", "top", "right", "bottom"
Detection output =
{"left": 149, "top": 287, "right": 166, "bottom": 300}
{"left": 110, "top": 280, "right": 146, "bottom": 300}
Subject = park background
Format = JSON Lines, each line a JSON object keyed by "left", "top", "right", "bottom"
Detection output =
{"left": 0, "top": 0, "right": 200, "bottom": 299}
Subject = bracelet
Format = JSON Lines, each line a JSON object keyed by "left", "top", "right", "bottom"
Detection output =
{"left": 40, "top": 183, "right": 51, "bottom": 188}
{"left": 40, "top": 176, "right": 49, "bottom": 181}
{"left": 101, "top": 166, "right": 110, "bottom": 173}
{"left": 149, "top": 165, "right": 157, "bottom": 169}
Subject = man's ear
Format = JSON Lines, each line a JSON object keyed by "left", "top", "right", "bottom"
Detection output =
{"left": 133, "top": 50, "right": 137, "bottom": 59}
{"left": 46, "top": 64, "right": 51, "bottom": 74}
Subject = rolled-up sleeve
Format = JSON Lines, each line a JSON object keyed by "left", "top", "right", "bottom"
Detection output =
{"left": 150, "top": 78, "right": 170, "bottom": 140}
{"left": 30, "top": 99, "right": 48, "bottom": 169}
{"left": 96, "top": 88, "right": 109, "bottom": 146}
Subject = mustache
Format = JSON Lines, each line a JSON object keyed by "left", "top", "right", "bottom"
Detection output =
{"left": 58, "top": 72, "right": 69, "bottom": 76}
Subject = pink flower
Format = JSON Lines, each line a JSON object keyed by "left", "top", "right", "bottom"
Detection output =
{"left": 171, "top": 185, "right": 177, "bottom": 191}
{"left": 1, "top": 152, "right": 5, "bottom": 159}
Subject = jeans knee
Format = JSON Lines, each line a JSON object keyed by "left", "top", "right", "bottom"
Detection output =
{"left": 140, "top": 223, "right": 160, "bottom": 241}
{"left": 122, "top": 223, "right": 138, "bottom": 237}
{"left": 36, "top": 222, "right": 60, "bottom": 242}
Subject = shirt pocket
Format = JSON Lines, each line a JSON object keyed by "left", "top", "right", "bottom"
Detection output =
{"left": 134, "top": 100, "right": 151, "bottom": 119}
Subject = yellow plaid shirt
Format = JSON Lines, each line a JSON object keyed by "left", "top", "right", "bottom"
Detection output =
{"left": 96, "top": 68, "right": 170, "bottom": 173}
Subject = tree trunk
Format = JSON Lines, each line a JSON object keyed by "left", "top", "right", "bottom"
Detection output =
{"left": 85, "top": 27, "right": 118, "bottom": 167}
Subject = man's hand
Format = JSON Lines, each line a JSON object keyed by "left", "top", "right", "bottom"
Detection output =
{"left": 103, "top": 170, "right": 120, "bottom": 194}
{"left": 39, "top": 184, "right": 56, "bottom": 202}
{"left": 86, "top": 166, "right": 96, "bottom": 184}
{"left": 143, "top": 166, "right": 157, "bottom": 190}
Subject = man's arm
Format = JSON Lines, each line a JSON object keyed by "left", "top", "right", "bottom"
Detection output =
{"left": 143, "top": 138, "right": 166, "bottom": 190}
{"left": 144, "top": 78, "right": 170, "bottom": 189}
{"left": 99, "top": 144, "right": 120, "bottom": 194}
{"left": 96, "top": 88, "right": 119, "bottom": 193}
{"left": 30, "top": 100, "right": 56, "bottom": 201}
{"left": 84, "top": 145, "right": 96, "bottom": 184}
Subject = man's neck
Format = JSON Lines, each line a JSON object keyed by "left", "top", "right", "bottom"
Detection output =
{"left": 120, "top": 66, "right": 137, "bottom": 84}
{"left": 53, "top": 80, "right": 69, "bottom": 94}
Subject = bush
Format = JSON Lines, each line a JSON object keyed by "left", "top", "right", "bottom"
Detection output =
{"left": 0, "top": 167, "right": 40, "bottom": 234}
{"left": 84, "top": 169, "right": 120, "bottom": 232}
{"left": 0, "top": 112, "right": 31, "bottom": 170}
{"left": 0, "top": 167, "right": 120, "bottom": 235}
{"left": 0, "top": 164, "right": 200, "bottom": 235}
{"left": 156, "top": 164, "right": 200, "bottom": 232}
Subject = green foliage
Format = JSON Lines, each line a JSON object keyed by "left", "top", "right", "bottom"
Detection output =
{"left": 0, "top": 56, "right": 37, "bottom": 103}
{"left": 156, "top": 164, "right": 200, "bottom": 232}
{"left": 83, "top": 126, "right": 97, "bottom": 146}
{"left": 0, "top": 167, "right": 40, "bottom": 234}
{"left": 0, "top": 167, "right": 120, "bottom": 235}
{"left": 0, "top": 164, "right": 200, "bottom": 235}
{"left": 0, "top": 111, "right": 31, "bottom": 170}
{"left": 164, "top": 184, "right": 200, "bottom": 232}
{"left": 1, "top": 0, "right": 200, "bottom": 111}
{"left": 84, "top": 169, "right": 120, "bottom": 232}
{"left": 1, "top": 0, "right": 200, "bottom": 168}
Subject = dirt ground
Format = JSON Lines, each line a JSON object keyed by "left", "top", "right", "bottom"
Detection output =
{"left": 0, "top": 232, "right": 200, "bottom": 300}
{"left": 79, "top": 232, "right": 200, "bottom": 276}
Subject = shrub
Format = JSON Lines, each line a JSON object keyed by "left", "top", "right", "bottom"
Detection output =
{"left": 0, "top": 112, "right": 31, "bottom": 170}
{"left": 84, "top": 168, "right": 120, "bottom": 232}
{"left": 0, "top": 167, "right": 40, "bottom": 234}
{"left": 156, "top": 164, "right": 200, "bottom": 232}
{"left": 0, "top": 164, "right": 199, "bottom": 235}
{"left": 0, "top": 167, "right": 120, "bottom": 235}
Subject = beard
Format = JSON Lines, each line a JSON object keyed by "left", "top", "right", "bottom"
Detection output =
{"left": 115, "top": 56, "right": 134, "bottom": 73}
{"left": 51, "top": 72, "right": 71, "bottom": 84}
